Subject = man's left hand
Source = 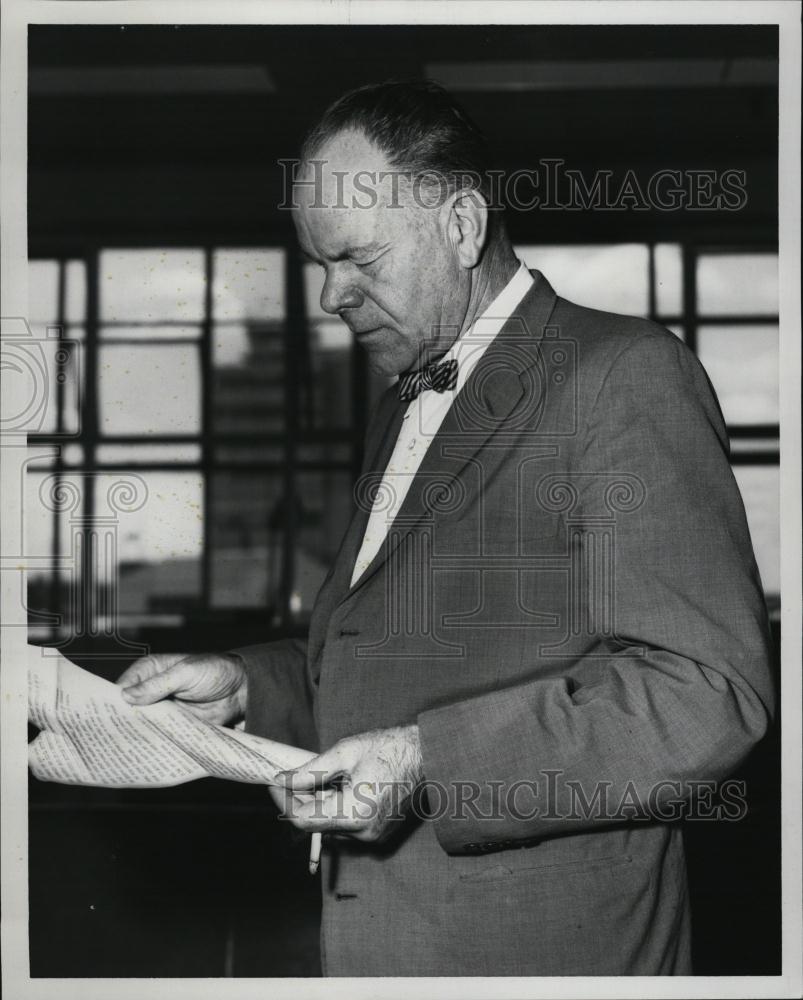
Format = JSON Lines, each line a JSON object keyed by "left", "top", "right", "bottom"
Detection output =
{"left": 269, "top": 724, "right": 423, "bottom": 843}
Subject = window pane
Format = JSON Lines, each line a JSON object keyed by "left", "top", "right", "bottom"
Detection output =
{"left": 515, "top": 244, "right": 649, "bottom": 315}
{"left": 697, "top": 325, "right": 778, "bottom": 425}
{"left": 209, "top": 470, "right": 353, "bottom": 615}
{"left": 304, "top": 264, "right": 395, "bottom": 428}
{"left": 212, "top": 249, "right": 285, "bottom": 321}
{"left": 732, "top": 465, "right": 779, "bottom": 595}
{"left": 96, "top": 443, "right": 202, "bottom": 464}
{"left": 307, "top": 321, "right": 353, "bottom": 429}
{"left": 210, "top": 251, "right": 287, "bottom": 440}
{"left": 213, "top": 323, "right": 284, "bottom": 434}
{"left": 29, "top": 259, "right": 60, "bottom": 323}
{"left": 298, "top": 441, "right": 352, "bottom": 465}
{"left": 65, "top": 260, "right": 86, "bottom": 324}
{"left": 100, "top": 249, "right": 206, "bottom": 322}
{"left": 26, "top": 470, "right": 203, "bottom": 627}
{"left": 25, "top": 469, "right": 76, "bottom": 563}
{"left": 61, "top": 341, "right": 82, "bottom": 436}
{"left": 25, "top": 469, "right": 77, "bottom": 631}
{"left": 110, "top": 472, "right": 203, "bottom": 616}
{"left": 697, "top": 253, "right": 778, "bottom": 316}
{"left": 730, "top": 436, "right": 780, "bottom": 458}
{"left": 100, "top": 324, "right": 201, "bottom": 341}
{"left": 654, "top": 243, "right": 682, "bottom": 316}
{"left": 304, "top": 266, "right": 356, "bottom": 430}
{"left": 210, "top": 471, "right": 283, "bottom": 609}
{"left": 313, "top": 319, "right": 351, "bottom": 352}
{"left": 60, "top": 444, "right": 84, "bottom": 466}
{"left": 214, "top": 442, "right": 284, "bottom": 464}
{"left": 98, "top": 343, "right": 200, "bottom": 435}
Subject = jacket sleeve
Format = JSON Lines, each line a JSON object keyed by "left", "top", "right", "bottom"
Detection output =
{"left": 230, "top": 638, "right": 318, "bottom": 752}
{"left": 417, "top": 330, "right": 775, "bottom": 853}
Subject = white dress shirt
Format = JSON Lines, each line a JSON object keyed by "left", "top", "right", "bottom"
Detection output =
{"left": 350, "top": 261, "right": 534, "bottom": 587}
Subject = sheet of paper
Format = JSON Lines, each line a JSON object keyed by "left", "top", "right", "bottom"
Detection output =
{"left": 28, "top": 647, "right": 316, "bottom": 789}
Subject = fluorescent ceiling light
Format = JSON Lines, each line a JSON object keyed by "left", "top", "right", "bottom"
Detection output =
{"left": 426, "top": 58, "right": 777, "bottom": 92}
{"left": 29, "top": 65, "right": 276, "bottom": 95}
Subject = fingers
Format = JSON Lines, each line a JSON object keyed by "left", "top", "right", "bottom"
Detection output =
{"left": 276, "top": 785, "right": 392, "bottom": 842}
{"left": 267, "top": 783, "right": 290, "bottom": 814}
{"left": 280, "top": 786, "right": 369, "bottom": 835}
{"left": 270, "top": 733, "right": 412, "bottom": 842}
{"left": 294, "top": 790, "right": 363, "bottom": 833}
{"left": 116, "top": 653, "right": 186, "bottom": 690}
{"left": 275, "top": 743, "right": 356, "bottom": 793}
{"left": 115, "top": 656, "right": 155, "bottom": 688}
{"left": 267, "top": 782, "right": 315, "bottom": 814}
{"left": 268, "top": 783, "right": 326, "bottom": 819}
{"left": 119, "top": 657, "right": 195, "bottom": 705}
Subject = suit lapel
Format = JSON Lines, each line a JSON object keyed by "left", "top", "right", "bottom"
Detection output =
{"left": 325, "top": 387, "right": 406, "bottom": 604}
{"left": 340, "top": 269, "right": 558, "bottom": 604}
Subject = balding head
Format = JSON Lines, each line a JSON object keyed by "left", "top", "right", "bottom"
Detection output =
{"left": 291, "top": 82, "right": 515, "bottom": 377}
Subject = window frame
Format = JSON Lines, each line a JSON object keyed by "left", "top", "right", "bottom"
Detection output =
{"left": 27, "top": 237, "right": 780, "bottom": 644}
{"left": 27, "top": 239, "right": 369, "bottom": 639}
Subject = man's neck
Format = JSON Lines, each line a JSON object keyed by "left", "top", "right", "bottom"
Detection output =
{"left": 413, "top": 240, "right": 521, "bottom": 371}
{"left": 459, "top": 239, "right": 521, "bottom": 337}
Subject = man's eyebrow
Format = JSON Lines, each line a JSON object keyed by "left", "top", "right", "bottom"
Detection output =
{"left": 303, "top": 243, "right": 387, "bottom": 264}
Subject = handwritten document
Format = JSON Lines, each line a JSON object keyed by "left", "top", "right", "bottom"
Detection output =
{"left": 28, "top": 648, "right": 315, "bottom": 788}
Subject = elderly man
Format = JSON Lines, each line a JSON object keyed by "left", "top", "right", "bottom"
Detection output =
{"left": 119, "top": 80, "right": 774, "bottom": 976}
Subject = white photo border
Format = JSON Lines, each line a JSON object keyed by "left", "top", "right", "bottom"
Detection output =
{"left": 2, "top": 3, "right": 800, "bottom": 998}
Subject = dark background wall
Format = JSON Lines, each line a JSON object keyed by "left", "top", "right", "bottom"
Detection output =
{"left": 27, "top": 23, "right": 780, "bottom": 978}
{"left": 29, "top": 24, "right": 778, "bottom": 245}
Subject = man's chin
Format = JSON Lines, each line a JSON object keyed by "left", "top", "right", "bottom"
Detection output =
{"left": 361, "top": 342, "right": 414, "bottom": 379}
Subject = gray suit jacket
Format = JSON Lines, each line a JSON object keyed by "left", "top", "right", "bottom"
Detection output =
{"left": 236, "top": 271, "right": 774, "bottom": 976}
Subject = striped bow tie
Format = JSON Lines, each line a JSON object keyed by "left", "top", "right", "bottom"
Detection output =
{"left": 397, "top": 357, "right": 458, "bottom": 402}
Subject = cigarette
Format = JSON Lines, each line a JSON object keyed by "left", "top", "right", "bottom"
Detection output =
{"left": 309, "top": 832, "right": 322, "bottom": 874}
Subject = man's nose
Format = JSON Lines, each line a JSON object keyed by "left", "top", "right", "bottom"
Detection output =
{"left": 320, "top": 268, "right": 363, "bottom": 315}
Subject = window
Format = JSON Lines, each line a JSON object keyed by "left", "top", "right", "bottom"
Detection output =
{"left": 27, "top": 241, "right": 780, "bottom": 645}
{"left": 693, "top": 249, "right": 779, "bottom": 610}
{"left": 516, "top": 242, "right": 779, "bottom": 613}
{"left": 26, "top": 245, "right": 380, "bottom": 643}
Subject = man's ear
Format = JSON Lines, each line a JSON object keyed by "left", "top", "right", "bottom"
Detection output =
{"left": 444, "top": 188, "right": 489, "bottom": 268}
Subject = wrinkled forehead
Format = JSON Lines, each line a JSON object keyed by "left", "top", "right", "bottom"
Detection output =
{"left": 292, "top": 129, "right": 420, "bottom": 253}
{"left": 293, "top": 182, "right": 385, "bottom": 253}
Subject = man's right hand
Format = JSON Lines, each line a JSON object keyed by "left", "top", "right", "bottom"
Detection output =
{"left": 116, "top": 652, "right": 247, "bottom": 727}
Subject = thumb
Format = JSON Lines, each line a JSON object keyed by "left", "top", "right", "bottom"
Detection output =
{"left": 275, "top": 745, "right": 350, "bottom": 793}
{"left": 120, "top": 661, "right": 190, "bottom": 705}
{"left": 117, "top": 652, "right": 186, "bottom": 690}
